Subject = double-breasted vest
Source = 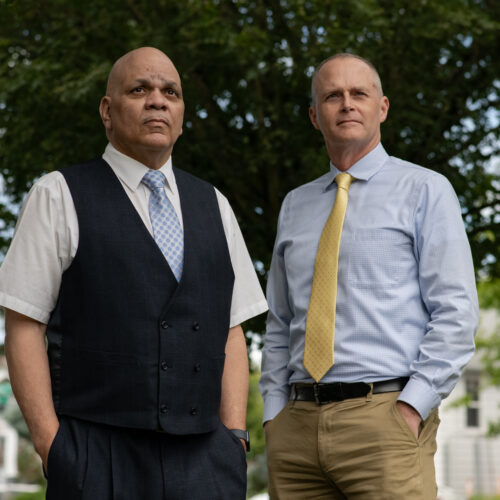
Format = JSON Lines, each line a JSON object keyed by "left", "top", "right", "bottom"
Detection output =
{"left": 46, "top": 159, "right": 234, "bottom": 434}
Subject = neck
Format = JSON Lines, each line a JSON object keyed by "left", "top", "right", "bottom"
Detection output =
{"left": 326, "top": 138, "right": 380, "bottom": 172}
{"left": 143, "top": 155, "right": 170, "bottom": 170}
{"left": 110, "top": 142, "right": 172, "bottom": 170}
{"left": 133, "top": 149, "right": 172, "bottom": 170}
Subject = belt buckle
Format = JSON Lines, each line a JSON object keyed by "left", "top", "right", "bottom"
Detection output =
{"left": 313, "top": 383, "right": 335, "bottom": 405}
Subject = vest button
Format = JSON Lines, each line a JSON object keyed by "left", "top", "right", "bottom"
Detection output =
{"left": 160, "top": 405, "right": 169, "bottom": 414}
{"left": 194, "top": 363, "right": 201, "bottom": 372}
{"left": 161, "top": 361, "right": 169, "bottom": 371}
{"left": 192, "top": 322, "right": 200, "bottom": 331}
{"left": 161, "top": 321, "right": 169, "bottom": 329}
{"left": 190, "top": 407, "right": 198, "bottom": 416}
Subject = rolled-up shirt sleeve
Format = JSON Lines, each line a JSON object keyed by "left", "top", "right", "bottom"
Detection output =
{"left": 398, "top": 174, "right": 479, "bottom": 419}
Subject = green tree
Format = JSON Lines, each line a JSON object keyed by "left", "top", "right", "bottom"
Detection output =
{"left": 1, "top": 0, "right": 499, "bottom": 337}
{"left": 1, "top": 2, "right": 500, "bottom": 493}
{"left": 246, "top": 371, "right": 268, "bottom": 496}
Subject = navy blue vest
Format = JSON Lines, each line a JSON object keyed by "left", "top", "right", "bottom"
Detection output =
{"left": 46, "top": 158, "right": 234, "bottom": 434}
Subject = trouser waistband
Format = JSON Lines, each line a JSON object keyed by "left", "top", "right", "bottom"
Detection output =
{"left": 290, "top": 377, "right": 409, "bottom": 405}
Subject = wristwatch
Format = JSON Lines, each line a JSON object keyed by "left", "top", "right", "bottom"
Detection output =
{"left": 230, "top": 429, "right": 250, "bottom": 452}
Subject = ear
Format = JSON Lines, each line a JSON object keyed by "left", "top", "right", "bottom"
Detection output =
{"left": 99, "top": 96, "right": 112, "bottom": 130}
{"left": 379, "top": 96, "right": 389, "bottom": 124}
{"left": 309, "top": 105, "right": 320, "bottom": 130}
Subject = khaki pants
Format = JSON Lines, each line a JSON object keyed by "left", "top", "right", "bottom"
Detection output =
{"left": 265, "top": 391, "right": 439, "bottom": 499}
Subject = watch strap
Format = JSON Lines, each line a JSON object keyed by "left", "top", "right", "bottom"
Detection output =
{"left": 230, "top": 428, "right": 250, "bottom": 452}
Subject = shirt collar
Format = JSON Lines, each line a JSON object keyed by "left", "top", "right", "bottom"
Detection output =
{"left": 324, "top": 143, "right": 389, "bottom": 191}
{"left": 102, "top": 143, "right": 175, "bottom": 192}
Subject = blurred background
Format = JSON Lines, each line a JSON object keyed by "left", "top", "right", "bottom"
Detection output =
{"left": 0, "top": 0, "right": 499, "bottom": 498}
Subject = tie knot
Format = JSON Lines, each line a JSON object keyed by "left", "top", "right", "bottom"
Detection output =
{"left": 142, "top": 170, "right": 166, "bottom": 192}
{"left": 335, "top": 172, "right": 354, "bottom": 191}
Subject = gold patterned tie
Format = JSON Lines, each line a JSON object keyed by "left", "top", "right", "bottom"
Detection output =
{"left": 304, "top": 172, "right": 354, "bottom": 382}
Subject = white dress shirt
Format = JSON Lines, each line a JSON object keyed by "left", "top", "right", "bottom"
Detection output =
{"left": 0, "top": 143, "right": 267, "bottom": 327}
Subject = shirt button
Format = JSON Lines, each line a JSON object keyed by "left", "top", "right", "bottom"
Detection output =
{"left": 192, "top": 322, "right": 200, "bottom": 331}
{"left": 193, "top": 364, "right": 201, "bottom": 372}
{"left": 160, "top": 405, "right": 168, "bottom": 414}
{"left": 190, "top": 407, "right": 198, "bottom": 416}
{"left": 161, "top": 321, "right": 169, "bottom": 329}
{"left": 161, "top": 361, "right": 169, "bottom": 371}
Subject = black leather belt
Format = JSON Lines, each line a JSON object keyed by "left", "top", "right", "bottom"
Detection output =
{"left": 290, "top": 377, "right": 409, "bottom": 405}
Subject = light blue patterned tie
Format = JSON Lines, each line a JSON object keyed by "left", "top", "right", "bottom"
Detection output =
{"left": 141, "top": 170, "right": 184, "bottom": 281}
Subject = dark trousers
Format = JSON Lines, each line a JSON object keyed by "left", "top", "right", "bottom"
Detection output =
{"left": 46, "top": 417, "right": 247, "bottom": 500}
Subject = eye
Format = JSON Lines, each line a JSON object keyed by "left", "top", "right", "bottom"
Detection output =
{"left": 327, "top": 92, "right": 339, "bottom": 100}
{"left": 354, "top": 90, "right": 367, "bottom": 97}
{"left": 131, "top": 87, "right": 146, "bottom": 94}
{"left": 165, "top": 88, "right": 179, "bottom": 97}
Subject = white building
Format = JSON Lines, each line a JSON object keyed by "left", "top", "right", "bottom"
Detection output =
{"left": 0, "top": 365, "right": 19, "bottom": 489}
{"left": 436, "top": 309, "right": 500, "bottom": 499}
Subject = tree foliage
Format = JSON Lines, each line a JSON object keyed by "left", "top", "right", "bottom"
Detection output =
{"left": 1, "top": 0, "right": 499, "bottom": 338}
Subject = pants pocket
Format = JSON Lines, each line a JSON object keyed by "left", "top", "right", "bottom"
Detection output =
{"left": 390, "top": 401, "right": 419, "bottom": 445}
{"left": 46, "top": 417, "right": 89, "bottom": 500}
{"left": 220, "top": 423, "right": 247, "bottom": 461}
{"left": 391, "top": 401, "right": 440, "bottom": 445}
{"left": 264, "top": 401, "right": 291, "bottom": 440}
{"left": 46, "top": 419, "right": 65, "bottom": 479}
{"left": 417, "top": 408, "right": 440, "bottom": 445}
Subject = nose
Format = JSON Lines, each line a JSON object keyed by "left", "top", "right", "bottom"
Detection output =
{"left": 342, "top": 92, "right": 354, "bottom": 111}
{"left": 145, "top": 88, "right": 167, "bottom": 110}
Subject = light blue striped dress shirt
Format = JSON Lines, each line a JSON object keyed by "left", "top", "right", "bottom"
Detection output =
{"left": 260, "top": 143, "right": 478, "bottom": 421}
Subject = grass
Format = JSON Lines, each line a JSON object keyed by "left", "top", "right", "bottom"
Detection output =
{"left": 13, "top": 488, "right": 46, "bottom": 500}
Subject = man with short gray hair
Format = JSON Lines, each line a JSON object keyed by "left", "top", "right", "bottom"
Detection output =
{"left": 260, "top": 53, "right": 478, "bottom": 499}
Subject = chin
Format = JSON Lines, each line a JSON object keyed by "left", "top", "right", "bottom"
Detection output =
{"left": 333, "top": 133, "right": 364, "bottom": 143}
{"left": 142, "top": 136, "right": 173, "bottom": 150}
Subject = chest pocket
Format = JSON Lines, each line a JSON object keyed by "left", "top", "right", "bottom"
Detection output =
{"left": 346, "top": 229, "right": 414, "bottom": 288}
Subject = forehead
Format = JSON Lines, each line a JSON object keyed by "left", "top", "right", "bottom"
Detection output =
{"left": 315, "top": 58, "right": 377, "bottom": 90}
{"left": 119, "top": 52, "right": 181, "bottom": 86}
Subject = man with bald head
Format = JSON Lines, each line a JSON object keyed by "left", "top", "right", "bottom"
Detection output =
{"left": 0, "top": 47, "right": 267, "bottom": 499}
{"left": 260, "top": 53, "right": 478, "bottom": 498}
